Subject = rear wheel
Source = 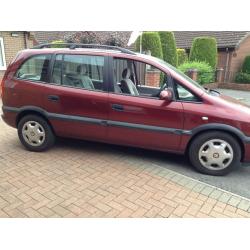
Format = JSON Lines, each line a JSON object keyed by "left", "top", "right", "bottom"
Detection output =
{"left": 189, "top": 131, "right": 241, "bottom": 176}
{"left": 18, "top": 115, "right": 55, "bottom": 152}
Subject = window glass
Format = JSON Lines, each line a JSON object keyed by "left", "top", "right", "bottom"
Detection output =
{"left": 0, "top": 38, "right": 6, "bottom": 69}
{"left": 112, "top": 58, "right": 168, "bottom": 97}
{"left": 52, "top": 54, "right": 104, "bottom": 91}
{"left": 175, "top": 82, "right": 200, "bottom": 102}
{"left": 16, "top": 54, "right": 51, "bottom": 82}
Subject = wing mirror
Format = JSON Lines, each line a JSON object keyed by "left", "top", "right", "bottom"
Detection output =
{"left": 160, "top": 89, "right": 173, "bottom": 102}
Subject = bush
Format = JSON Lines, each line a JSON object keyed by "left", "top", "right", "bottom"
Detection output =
{"left": 158, "top": 31, "right": 177, "bottom": 67}
{"left": 189, "top": 37, "right": 217, "bottom": 69}
{"left": 135, "top": 32, "right": 163, "bottom": 59}
{"left": 50, "top": 40, "right": 65, "bottom": 48}
{"left": 177, "top": 48, "right": 188, "bottom": 66}
{"left": 242, "top": 55, "right": 250, "bottom": 74}
{"left": 178, "top": 61, "right": 214, "bottom": 84}
{"left": 235, "top": 72, "right": 250, "bottom": 83}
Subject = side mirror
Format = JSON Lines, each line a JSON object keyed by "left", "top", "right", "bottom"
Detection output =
{"left": 160, "top": 89, "right": 173, "bottom": 102}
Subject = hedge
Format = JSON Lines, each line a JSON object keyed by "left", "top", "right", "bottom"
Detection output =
{"left": 177, "top": 48, "right": 188, "bottom": 66}
{"left": 178, "top": 61, "right": 214, "bottom": 84}
{"left": 242, "top": 55, "right": 250, "bottom": 74}
{"left": 158, "top": 31, "right": 177, "bottom": 67}
{"left": 50, "top": 40, "right": 65, "bottom": 48}
{"left": 135, "top": 32, "right": 163, "bottom": 59}
{"left": 235, "top": 72, "right": 250, "bottom": 83}
{"left": 189, "top": 37, "right": 217, "bottom": 69}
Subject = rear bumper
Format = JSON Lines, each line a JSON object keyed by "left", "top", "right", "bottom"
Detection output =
{"left": 1, "top": 111, "right": 17, "bottom": 128}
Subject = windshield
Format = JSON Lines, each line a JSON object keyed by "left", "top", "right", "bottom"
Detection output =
{"left": 150, "top": 56, "right": 207, "bottom": 92}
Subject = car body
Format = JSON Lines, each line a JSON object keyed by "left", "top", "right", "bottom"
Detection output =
{"left": 1, "top": 44, "right": 250, "bottom": 175}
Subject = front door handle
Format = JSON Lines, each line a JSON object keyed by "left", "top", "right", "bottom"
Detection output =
{"left": 112, "top": 104, "right": 124, "bottom": 111}
{"left": 48, "top": 95, "right": 60, "bottom": 102}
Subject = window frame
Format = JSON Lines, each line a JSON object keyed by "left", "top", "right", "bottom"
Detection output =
{"left": 109, "top": 56, "right": 174, "bottom": 100}
{"left": 14, "top": 54, "right": 52, "bottom": 83}
{"left": 49, "top": 53, "right": 109, "bottom": 93}
{"left": 0, "top": 37, "right": 7, "bottom": 71}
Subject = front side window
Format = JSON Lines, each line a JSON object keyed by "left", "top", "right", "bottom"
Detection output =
{"left": 112, "top": 58, "right": 168, "bottom": 98}
{"left": 52, "top": 54, "right": 104, "bottom": 91}
{"left": 0, "top": 37, "right": 6, "bottom": 70}
{"left": 16, "top": 54, "right": 51, "bottom": 82}
{"left": 174, "top": 79, "right": 201, "bottom": 102}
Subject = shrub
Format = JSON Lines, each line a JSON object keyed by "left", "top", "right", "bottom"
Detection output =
{"left": 235, "top": 72, "right": 250, "bottom": 83}
{"left": 135, "top": 32, "right": 163, "bottom": 59}
{"left": 178, "top": 61, "right": 214, "bottom": 84}
{"left": 158, "top": 31, "right": 177, "bottom": 67}
{"left": 242, "top": 55, "right": 250, "bottom": 74}
{"left": 177, "top": 48, "right": 188, "bottom": 66}
{"left": 50, "top": 40, "right": 65, "bottom": 48}
{"left": 189, "top": 37, "right": 217, "bottom": 69}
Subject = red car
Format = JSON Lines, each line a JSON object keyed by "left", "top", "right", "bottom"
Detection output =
{"left": 1, "top": 44, "right": 250, "bottom": 176}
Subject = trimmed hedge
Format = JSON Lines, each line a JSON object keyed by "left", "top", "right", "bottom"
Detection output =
{"left": 189, "top": 37, "right": 217, "bottom": 69}
{"left": 177, "top": 48, "right": 188, "bottom": 66}
{"left": 242, "top": 55, "right": 250, "bottom": 74}
{"left": 136, "top": 32, "right": 163, "bottom": 59}
{"left": 51, "top": 40, "right": 65, "bottom": 48}
{"left": 235, "top": 72, "right": 250, "bottom": 83}
{"left": 178, "top": 61, "right": 214, "bottom": 84}
{"left": 158, "top": 31, "right": 177, "bottom": 67}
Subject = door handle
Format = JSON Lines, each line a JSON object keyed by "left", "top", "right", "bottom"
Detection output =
{"left": 48, "top": 95, "right": 59, "bottom": 102}
{"left": 112, "top": 104, "right": 124, "bottom": 111}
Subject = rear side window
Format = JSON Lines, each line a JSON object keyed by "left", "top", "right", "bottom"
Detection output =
{"left": 51, "top": 54, "right": 105, "bottom": 91}
{"left": 16, "top": 54, "right": 51, "bottom": 82}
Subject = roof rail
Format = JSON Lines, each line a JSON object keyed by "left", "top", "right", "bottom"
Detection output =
{"left": 32, "top": 43, "right": 136, "bottom": 55}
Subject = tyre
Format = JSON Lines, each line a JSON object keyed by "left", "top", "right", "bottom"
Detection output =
{"left": 17, "top": 115, "right": 55, "bottom": 152}
{"left": 188, "top": 131, "right": 241, "bottom": 176}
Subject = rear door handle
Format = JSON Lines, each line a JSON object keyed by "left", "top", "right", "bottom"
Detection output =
{"left": 112, "top": 104, "right": 124, "bottom": 111}
{"left": 48, "top": 95, "right": 60, "bottom": 102}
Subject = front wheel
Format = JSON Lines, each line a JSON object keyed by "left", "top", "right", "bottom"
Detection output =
{"left": 18, "top": 115, "right": 55, "bottom": 152}
{"left": 189, "top": 131, "right": 241, "bottom": 176}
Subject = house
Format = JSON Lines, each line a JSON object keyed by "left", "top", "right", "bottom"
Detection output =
{"left": 174, "top": 31, "right": 250, "bottom": 82}
{"left": 0, "top": 32, "right": 34, "bottom": 81}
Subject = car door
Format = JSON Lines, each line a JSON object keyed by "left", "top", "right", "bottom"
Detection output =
{"left": 43, "top": 53, "right": 109, "bottom": 141}
{"left": 107, "top": 57, "right": 184, "bottom": 152}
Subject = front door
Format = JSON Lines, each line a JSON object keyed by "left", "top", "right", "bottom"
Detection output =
{"left": 107, "top": 57, "right": 184, "bottom": 152}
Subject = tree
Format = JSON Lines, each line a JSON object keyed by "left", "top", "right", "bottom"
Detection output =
{"left": 158, "top": 31, "right": 177, "bottom": 66}
{"left": 177, "top": 48, "right": 188, "bottom": 66}
{"left": 135, "top": 32, "right": 163, "bottom": 59}
{"left": 189, "top": 37, "right": 217, "bottom": 69}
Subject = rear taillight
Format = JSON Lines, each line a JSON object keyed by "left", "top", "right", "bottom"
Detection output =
{"left": 0, "top": 78, "right": 3, "bottom": 98}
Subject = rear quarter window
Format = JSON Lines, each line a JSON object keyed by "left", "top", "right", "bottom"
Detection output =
{"left": 15, "top": 54, "right": 51, "bottom": 82}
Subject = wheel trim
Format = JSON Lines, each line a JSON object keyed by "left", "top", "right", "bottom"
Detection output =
{"left": 22, "top": 121, "right": 45, "bottom": 147}
{"left": 198, "top": 139, "right": 234, "bottom": 171}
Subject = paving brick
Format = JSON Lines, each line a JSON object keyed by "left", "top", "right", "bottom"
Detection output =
{"left": 218, "top": 192, "right": 232, "bottom": 203}
{"left": 227, "top": 196, "right": 242, "bottom": 207}
{"left": 0, "top": 111, "right": 250, "bottom": 218}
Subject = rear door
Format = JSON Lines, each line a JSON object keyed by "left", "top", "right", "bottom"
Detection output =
{"left": 43, "top": 53, "right": 109, "bottom": 141}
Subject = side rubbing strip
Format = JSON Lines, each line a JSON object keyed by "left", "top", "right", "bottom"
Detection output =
{"left": 3, "top": 105, "right": 191, "bottom": 135}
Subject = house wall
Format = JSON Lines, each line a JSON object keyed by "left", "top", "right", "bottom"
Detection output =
{"left": 229, "top": 35, "right": 250, "bottom": 82}
{"left": 0, "top": 32, "right": 34, "bottom": 80}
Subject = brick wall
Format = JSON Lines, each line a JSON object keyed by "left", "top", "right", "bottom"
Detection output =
{"left": 229, "top": 35, "right": 250, "bottom": 82}
{"left": 145, "top": 70, "right": 160, "bottom": 87}
{"left": 0, "top": 31, "right": 34, "bottom": 80}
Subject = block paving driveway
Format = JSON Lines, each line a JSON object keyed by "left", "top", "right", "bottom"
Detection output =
{"left": 1, "top": 95, "right": 250, "bottom": 217}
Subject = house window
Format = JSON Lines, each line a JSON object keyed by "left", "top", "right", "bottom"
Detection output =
{"left": 0, "top": 37, "right": 7, "bottom": 70}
